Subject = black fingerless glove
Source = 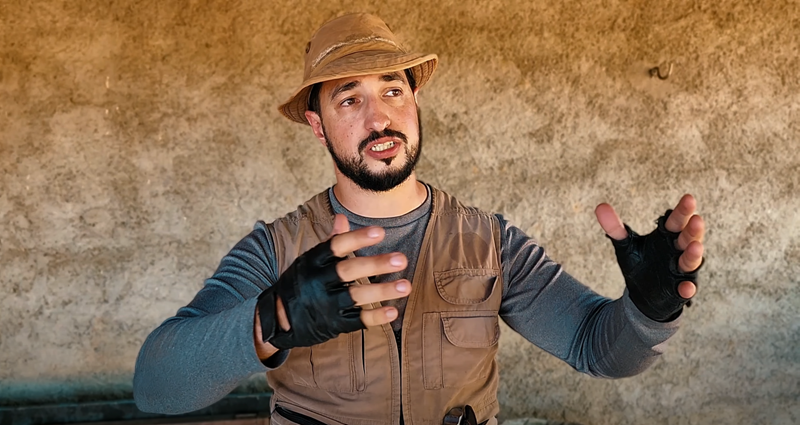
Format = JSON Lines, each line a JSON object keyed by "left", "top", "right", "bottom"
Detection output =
{"left": 607, "top": 209, "right": 703, "bottom": 322}
{"left": 256, "top": 239, "right": 366, "bottom": 349}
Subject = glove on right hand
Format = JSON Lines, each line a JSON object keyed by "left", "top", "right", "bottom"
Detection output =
{"left": 608, "top": 209, "right": 702, "bottom": 322}
{"left": 256, "top": 239, "right": 365, "bottom": 350}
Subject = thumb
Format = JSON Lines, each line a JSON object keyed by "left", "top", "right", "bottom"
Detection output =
{"left": 329, "top": 213, "right": 350, "bottom": 238}
{"left": 595, "top": 203, "right": 628, "bottom": 240}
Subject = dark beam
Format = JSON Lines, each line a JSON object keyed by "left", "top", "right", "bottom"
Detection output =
{"left": 0, "top": 393, "right": 272, "bottom": 425}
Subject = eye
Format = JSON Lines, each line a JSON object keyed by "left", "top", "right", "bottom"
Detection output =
{"left": 340, "top": 97, "right": 357, "bottom": 107}
{"left": 386, "top": 88, "right": 403, "bottom": 97}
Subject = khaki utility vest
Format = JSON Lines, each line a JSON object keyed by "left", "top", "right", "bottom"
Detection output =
{"left": 265, "top": 187, "right": 503, "bottom": 425}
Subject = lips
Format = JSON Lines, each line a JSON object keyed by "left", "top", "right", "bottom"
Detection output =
{"left": 364, "top": 137, "right": 402, "bottom": 160}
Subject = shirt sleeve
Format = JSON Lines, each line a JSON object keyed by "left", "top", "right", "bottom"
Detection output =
{"left": 496, "top": 214, "right": 680, "bottom": 378}
{"left": 133, "top": 220, "right": 288, "bottom": 414}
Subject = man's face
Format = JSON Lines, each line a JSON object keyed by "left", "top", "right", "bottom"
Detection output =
{"left": 305, "top": 72, "right": 422, "bottom": 192}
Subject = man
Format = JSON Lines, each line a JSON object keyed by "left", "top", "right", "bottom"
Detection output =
{"left": 133, "top": 13, "right": 705, "bottom": 425}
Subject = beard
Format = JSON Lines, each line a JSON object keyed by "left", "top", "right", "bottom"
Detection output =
{"left": 323, "top": 112, "right": 423, "bottom": 193}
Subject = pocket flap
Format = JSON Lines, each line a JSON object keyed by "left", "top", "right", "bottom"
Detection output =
{"left": 434, "top": 269, "right": 498, "bottom": 304}
{"left": 441, "top": 314, "right": 500, "bottom": 348}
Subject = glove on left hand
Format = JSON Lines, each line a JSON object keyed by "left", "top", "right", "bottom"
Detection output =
{"left": 608, "top": 209, "right": 703, "bottom": 322}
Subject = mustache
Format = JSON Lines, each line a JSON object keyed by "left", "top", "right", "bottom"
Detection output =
{"left": 358, "top": 129, "right": 408, "bottom": 152}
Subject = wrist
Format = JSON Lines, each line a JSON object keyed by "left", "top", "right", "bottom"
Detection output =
{"left": 254, "top": 304, "right": 280, "bottom": 360}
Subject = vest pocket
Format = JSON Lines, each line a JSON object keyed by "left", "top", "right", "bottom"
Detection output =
{"left": 285, "top": 346, "right": 316, "bottom": 388}
{"left": 272, "top": 402, "right": 348, "bottom": 425}
{"left": 423, "top": 311, "right": 500, "bottom": 389}
{"left": 310, "top": 330, "right": 365, "bottom": 393}
{"left": 434, "top": 269, "right": 498, "bottom": 305}
{"left": 274, "top": 405, "right": 328, "bottom": 425}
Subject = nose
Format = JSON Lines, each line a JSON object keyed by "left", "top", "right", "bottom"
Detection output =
{"left": 364, "top": 97, "right": 391, "bottom": 132}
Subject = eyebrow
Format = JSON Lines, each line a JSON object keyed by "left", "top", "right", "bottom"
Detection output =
{"left": 328, "top": 72, "right": 406, "bottom": 102}
{"left": 380, "top": 71, "right": 405, "bottom": 83}
{"left": 329, "top": 81, "right": 359, "bottom": 102}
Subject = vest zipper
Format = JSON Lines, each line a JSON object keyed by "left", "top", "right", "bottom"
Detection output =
{"left": 395, "top": 327, "right": 404, "bottom": 424}
{"left": 274, "top": 405, "right": 328, "bottom": 425}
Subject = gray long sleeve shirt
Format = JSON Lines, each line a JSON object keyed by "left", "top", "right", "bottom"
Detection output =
{"left": 133, "top": 186, "right": 679, "bottom": 414}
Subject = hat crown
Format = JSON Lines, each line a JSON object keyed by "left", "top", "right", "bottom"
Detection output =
{"left": 304, "top": 13, "right": 405, "bottom": 79}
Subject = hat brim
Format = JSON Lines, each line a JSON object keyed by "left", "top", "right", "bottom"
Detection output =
{"left": 279, "top": 51, "right": 438, "bottom": 124}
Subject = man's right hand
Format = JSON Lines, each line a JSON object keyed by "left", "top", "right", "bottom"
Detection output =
{"left": 254, "top": 214, "right": 410, "bottom": 359}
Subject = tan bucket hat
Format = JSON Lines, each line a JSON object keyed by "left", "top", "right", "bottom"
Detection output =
{"left": 278, "top": 13, "right": 438, "bottom": 124}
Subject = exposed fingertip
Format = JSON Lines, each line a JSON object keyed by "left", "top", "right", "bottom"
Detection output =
{"left": 681, "top": 194, "right": 696, "bottom": 210}
{"left": 687, "top": 240, "right": 704, "bottom": 257}
{"left": 690, "top": 214, "right": 705, "bottom": 232}
{"left": 390, "top": 254, "right": 405, "bottom": 267}
{"left": 396, "top": 281, "right": 409, "bottom": 292}
{"left": 594, "top": 203, "right": 616, "bottom": 219}
{"left": 678, "top": 281, "right": 696, "bottom": 299}
{"left": 367, "top": 227, "right": 382, "bottom": 238}
{"left": 386, "top": 308, "right": 398, "bottom": 320}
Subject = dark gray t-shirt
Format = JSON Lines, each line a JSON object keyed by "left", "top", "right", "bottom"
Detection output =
{"left": 327, "top": 185, "right": 430, "bottom": 333}
{"left": 133, "top": 185, "right": 680, "bottom": 415}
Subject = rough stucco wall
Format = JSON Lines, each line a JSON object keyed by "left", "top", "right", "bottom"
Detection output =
{"left": 0, "top": 0, "right": 798, "bottom": 424}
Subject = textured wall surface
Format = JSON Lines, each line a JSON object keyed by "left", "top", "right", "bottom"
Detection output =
{"left": 1, "top": 0, "right": 798, "bottom": 424}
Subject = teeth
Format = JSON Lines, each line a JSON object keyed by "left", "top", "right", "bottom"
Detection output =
{"left": 370, "top": 141, "right": 395, "bottom": 152}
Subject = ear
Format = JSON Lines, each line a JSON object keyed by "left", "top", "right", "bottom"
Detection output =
{"left": 305, "top": 110, "right": 327, "bottom": 147}
{"left": 413, "top": 86, "right": 420, "bottom": 103}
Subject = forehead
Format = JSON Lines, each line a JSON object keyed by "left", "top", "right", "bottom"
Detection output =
{"left": 320, "top": 71, "right": 408, "bottom": 95}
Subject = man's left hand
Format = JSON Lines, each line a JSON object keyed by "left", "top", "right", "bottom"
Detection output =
{"left": 595, "top": 194, "right": 705, "bottom": 316}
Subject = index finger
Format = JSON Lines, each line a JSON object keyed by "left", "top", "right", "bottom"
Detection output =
{"left": 329, "top": 225, "right": 386, "bottom": 257}
{"left": 665, "top": 194, "right": 697, "bottom": 233}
